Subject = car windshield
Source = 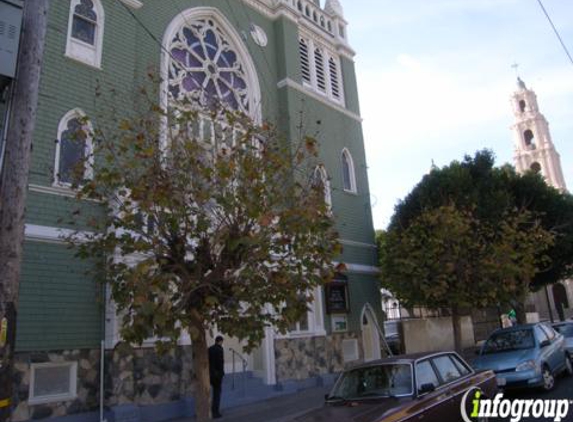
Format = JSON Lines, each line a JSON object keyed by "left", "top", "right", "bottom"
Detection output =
{"left": 553, "top": 324, "right": 573, "bottom": 337}
{"left": 482, "top": 329, "right": 535, "bottom": 354}
{"left": 328, "top": 363, "right": 413, "bottom": 400}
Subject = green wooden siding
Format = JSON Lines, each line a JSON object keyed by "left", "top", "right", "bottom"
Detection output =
{"left": 19, "top": 0, "right": 379, "bottom": 351}
{"left": 323, "top": 273, "right": 382, "bottom": 334}
{"left": 16, "top": 241, "right": 102, "bottom": 351}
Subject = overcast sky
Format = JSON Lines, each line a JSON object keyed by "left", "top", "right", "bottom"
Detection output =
{"left": 343, "top": 0, "right": 573, "bottom": 229}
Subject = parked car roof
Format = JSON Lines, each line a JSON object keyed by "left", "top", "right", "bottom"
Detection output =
{"left": 348, "top": 351, "right": 460, "bottom": 368}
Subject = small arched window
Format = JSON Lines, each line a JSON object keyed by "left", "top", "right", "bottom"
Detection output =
{"left": 54, "top": 109, "right": 93, "bottom": 186}
{"left": 65, "top": 0, "right": 105, "bottom": 68}
{"left": 341, "top": 148, "right": 357, "bottom": 193}
{"left": 519, "top": 100, "right": 526, "bottom": 113}
{"left": 524, "top": 129, "right": 536, "bottom": 149}
{"left": 312, "top": 165, "right": 332, "bottom": 209}
{"left": 530, "top": 162, "right": 542, "bottom": 174}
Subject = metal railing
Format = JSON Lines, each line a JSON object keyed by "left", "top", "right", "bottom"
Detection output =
{"left": 229, "top": 347, "right": 248, "bottom": 395}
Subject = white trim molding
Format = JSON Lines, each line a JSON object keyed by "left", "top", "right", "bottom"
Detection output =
{"left": 339, "top": 239, "right": 377, "bottom": 249}
{"left": 277, "top": 78, "right": 362, "bottom": 122}
{"left": 119, "top": 0, "right": 142, "bottom": 9}
{"left": 25, "top": 224, "right": 92, "bottom": 243}
{"left": 334, "top": 262, "right": 379, "bottom": 275}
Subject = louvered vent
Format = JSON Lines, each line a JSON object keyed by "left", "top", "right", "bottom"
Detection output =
{"left": 299, "top": 38, "right": 311, "bottom": 84}
{"left": 315, "top": 48, "right": 325, "bottom": 91}
{"left": 329, "top": 58, "right": 340, "bottom": 99}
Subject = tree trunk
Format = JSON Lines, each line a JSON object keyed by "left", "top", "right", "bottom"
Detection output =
{"left": 190, "top": 311, "right": 211, "bottom": 422}
{"left": 514, "top": 301, "right": 527, "bottom": 325}
{"left": 451, "top": 307, "right": 463, "bottom": 353}
{"left": 0, "top": 2, "right": 49, "bottom": 421}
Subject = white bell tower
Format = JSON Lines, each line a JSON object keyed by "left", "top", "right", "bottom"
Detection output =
{"left": 510, "top": 77, "right": 567, "bottom": 191}
{"left": 511, "top": 76, "right": 573, "bottom": 322}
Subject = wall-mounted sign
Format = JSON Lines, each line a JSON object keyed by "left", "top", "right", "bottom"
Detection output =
{"left": 325, "top": 281, "right": 349, "bottom": 314}
{"left": 331, "top": 314, "right": 348, "bottom": 332}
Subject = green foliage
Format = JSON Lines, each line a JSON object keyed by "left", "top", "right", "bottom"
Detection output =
{"left": 382, "top": 204, "right": 553, "bottom": 311}
{"left": 510, "top": 172, "right": 573, "bottom": 290}
{"left": 381, "top": 149, "right": 568, "bottom": 312}
{"left": 66, "top": 95, "right": 339, "bottom": 352}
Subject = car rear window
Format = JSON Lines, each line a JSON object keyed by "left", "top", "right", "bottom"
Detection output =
{"left": 330, "top": 363, "right": 413, "bottom": 399}
{"left": 554, "top": 324, "right": 573, "bottom": 337}
{"left": 482, "top": 329, "right": 535, "bottom": 353}
{"left": 432, "top": 355, "right": 462, "bottom": 383}
{"left": 451, "top": 354, "right": 472, "bottom": 376}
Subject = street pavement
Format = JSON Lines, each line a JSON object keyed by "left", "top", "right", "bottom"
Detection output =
{"left": 179, "top": 385, "right": 329, "bottom": 422}
{"left": 176, "top": 360, "right": 573, "bottom": 421}
{"left": 491, "top": 373, "right": 573, "bottom": 422}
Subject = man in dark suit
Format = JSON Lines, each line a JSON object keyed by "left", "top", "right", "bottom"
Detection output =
{"left": 208, "top": 335, "right": 225, "bottom": 419}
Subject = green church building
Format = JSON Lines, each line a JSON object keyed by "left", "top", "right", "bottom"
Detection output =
{"left": 3, "top": 1, "right": 381, "bottom": 421}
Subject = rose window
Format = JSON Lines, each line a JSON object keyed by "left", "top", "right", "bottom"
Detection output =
{"left": 168, "top": 18, "right": 250, "bottom": 114}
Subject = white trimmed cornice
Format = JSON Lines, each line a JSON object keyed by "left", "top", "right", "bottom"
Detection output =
{"left": 119, "top": 0, "right": 143, "bottom": 9}
{"left": 334, "top": 262, "right": 379, "bottom": 275}
{"left": 29, "top": 183, "right": 77, "bottom": 198}
{"left": 25, "top": 224, "right": 92, "bottom": 243}
{"left": 240, "top": 0, "right": 355, "bottom": 57}
{"left": 277, "top": 78, "right": 362, "bottom": 122}
{"left": 339, "top": 239, "right": 377, "bottom": 249}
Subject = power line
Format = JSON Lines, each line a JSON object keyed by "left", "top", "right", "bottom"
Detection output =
{"left": 536, "top": 0, "right": 573, "bottom": 67}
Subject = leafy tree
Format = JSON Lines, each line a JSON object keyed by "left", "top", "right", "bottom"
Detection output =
{"left": 390, "top": 150, "right": 573, "bottom": 293}
{"left": 380, "top": 150, "right": 573, "bottom": 348}
{"left": 381, "top": 203, "right": 552, "bottom": 351}
{"left": 67, "top": 99, "right": 339, "bottom": 421}
{"left": 510, "top": 172, "right": 573, "bottom": 290}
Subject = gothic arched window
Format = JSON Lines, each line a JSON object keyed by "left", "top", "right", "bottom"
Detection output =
{"left": 519, "top": 100, "right": 526, "bottom": 113}
{"left": 65, "top": 0, "right": 104, "bottom": 68}
{"left": 54, "top": 109, "right": 93, "bottom": 186}
{"left": 341, "top": 148, "right": 357, "bottom": 193}
{"left": 165, "top": 12, "right": 258, "bottom": 116}
{"left": 312, "top": 165, "right": 332, "bottom": 208}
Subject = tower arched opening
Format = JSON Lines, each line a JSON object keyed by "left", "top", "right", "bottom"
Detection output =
{"left": 524, "top": 129, "right": 536, "bottom": 149}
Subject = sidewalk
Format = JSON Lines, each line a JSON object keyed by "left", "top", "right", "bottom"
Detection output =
{"left": 176, "top": 385, "right": 329, "bottom": 422}
{"left": 172, "top": 347, "right": 481, "bottom": 422}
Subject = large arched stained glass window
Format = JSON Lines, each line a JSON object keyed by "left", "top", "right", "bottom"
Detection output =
{"left": 167, "top": 17, "right": 251, "bottom": 114}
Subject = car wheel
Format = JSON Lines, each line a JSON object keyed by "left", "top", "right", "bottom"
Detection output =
{"left": 565, "top": 355, "right": 573, "bottom": 376}
{"left": 541, "top": 365, "right": 555, "bottom": 391}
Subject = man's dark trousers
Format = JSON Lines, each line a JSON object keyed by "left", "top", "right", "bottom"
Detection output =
{"left": 210, "top": 376, "right": 223, "bottom": 417}
{"left": 209, "top": 342, "right": 225, "bottom": 417}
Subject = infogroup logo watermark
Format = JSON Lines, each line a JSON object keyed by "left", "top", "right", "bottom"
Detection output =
{"left": 460, "top": 389, "right": 571, "bottom": 422}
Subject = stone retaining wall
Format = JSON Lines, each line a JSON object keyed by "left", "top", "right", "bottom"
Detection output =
{"left": 12, "top": 345, "right": 194, "bottom": 421}
{"left": 274, "top": 332, "right": 362, "bottom": 382}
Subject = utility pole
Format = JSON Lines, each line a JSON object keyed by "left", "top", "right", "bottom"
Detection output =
{"left": 0, "top": 1, "right": 49, "bottom": 421}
